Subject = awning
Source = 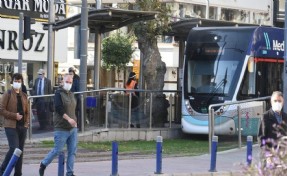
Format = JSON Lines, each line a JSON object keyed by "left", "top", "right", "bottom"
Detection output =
{"left": 168, "top": 18, "right": 262, "bottom": 39}
{"left": 43, "top": 8, "right": 158, "bottom": 33}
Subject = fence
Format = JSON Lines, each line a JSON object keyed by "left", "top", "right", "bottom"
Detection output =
{"left": 27, "top": 88, "right": 181, "bottom": 140}
{"left": 208, "top": 96, "right": 270, "bottom": 153}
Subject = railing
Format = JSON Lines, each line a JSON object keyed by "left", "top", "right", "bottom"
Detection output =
{"left": 208, "top": 96, "right": 270, "bottom": 153}
{"left": 27, "top": 88, "right": 182, "bottom": 140}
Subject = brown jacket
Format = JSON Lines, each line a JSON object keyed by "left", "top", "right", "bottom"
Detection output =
{"left": 0, "top": 89, "right": 30, "bottom": 128}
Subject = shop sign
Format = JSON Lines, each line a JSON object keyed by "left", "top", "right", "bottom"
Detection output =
{"left": 0, "top": 0, "right": 66, "bottom": 21}
{"left": 0, "top": 18, "right": 67, "bottom": 62}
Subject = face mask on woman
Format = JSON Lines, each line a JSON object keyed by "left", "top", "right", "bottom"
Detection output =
{"left": 13, "top": 82, "right": 21, "bottom": 90}
{"left": 63, "top": 82, "right": 72, "bottom": 91}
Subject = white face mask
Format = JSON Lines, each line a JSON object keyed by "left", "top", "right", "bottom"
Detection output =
{"left": 272, "top": 102, "right": 283, "bottom": 112}
{"left": 63, "top": 82, "right": 72, "bottom": 91}
{"left": 13, "top": 82, "right": 21, "bottom": 90}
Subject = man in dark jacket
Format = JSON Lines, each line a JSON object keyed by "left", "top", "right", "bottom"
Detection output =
{"left": 39, "top": 74, "right": 77, "bottom": 176}
{"left": 258, "top": 91, "right": 287, "bottom": 148}
{"left": 32, "top": 69, "right": 52, "bottom": 130}
{"left": 68, "top": 67, "right": 82, "bottom": 131}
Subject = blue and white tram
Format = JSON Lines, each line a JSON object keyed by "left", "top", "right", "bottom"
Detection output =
{"left": 182, "top": 26, "right": 284, "bottom": 135}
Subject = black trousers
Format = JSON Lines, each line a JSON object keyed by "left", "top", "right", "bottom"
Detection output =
{"left": 0, "top": 127, "right": 27, "bottom": 176}
{"left": 36, "top": 98, "right": 51, "bottom": 129}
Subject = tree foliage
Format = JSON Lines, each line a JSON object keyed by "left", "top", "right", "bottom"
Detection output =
{"left": 133, "top": 0, "right": 171, "bottom": 39}
{"left": 102, "top": 32, "right": 135, "bottom": 70}
{"left": 131, "top": 0, "right": 172, "bottom": 91}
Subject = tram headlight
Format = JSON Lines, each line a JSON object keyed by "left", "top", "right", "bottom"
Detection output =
{"left": 185, "top": 100, "right": 193, "bottom": 114}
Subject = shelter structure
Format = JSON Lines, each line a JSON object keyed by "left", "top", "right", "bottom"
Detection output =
{"left": 43, "top": 8, "right": 158, "bottom": 89}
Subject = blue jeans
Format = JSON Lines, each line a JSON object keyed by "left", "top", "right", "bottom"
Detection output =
{"left": 0, "top": 127, "right": 27, "bottom": 176}
{"left": 41, "top": 128, "right": 78, "bottom": 176}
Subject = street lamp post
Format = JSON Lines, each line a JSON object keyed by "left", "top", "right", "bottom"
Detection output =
{"left": 18, "top": 13, "right": 24, "bottom": 74}
{"left": 79, "top": 0, "right": 88, "bottom": 91}
{"left": 48, "top": 0, "right": 55, "bottom": 86}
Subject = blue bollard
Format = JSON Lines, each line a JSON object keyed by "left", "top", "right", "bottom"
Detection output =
{"left": 246, "top": 136, "right": 253, "bottom": 166}
{"left": 3, "top": 148, "right": 22, "bottom": 176}
{"left": 154, "top": 136, "right": 163, "bottom": 174}
{"left": 58, "top": 152, "right": 65, "bottom": 176}
{"left": 110, "top": 141, "right": 119, "bottom": 176}
{"left": 209, "top": 136, "right": 218, "bottom": 172}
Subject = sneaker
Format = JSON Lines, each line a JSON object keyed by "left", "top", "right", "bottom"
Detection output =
{"left": 39, "top": 163, "right": 46, "bottom": 176}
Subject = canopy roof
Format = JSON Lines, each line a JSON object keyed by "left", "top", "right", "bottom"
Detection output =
{"left": 43, "top": 8, "right": 158, "bottom": 33}
{"left": 169, "top": 18, "right": 260, "bottom": 39}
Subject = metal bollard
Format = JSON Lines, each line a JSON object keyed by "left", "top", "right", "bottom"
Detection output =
{"left": 3, "top": 148, "right": 22, "bottom": 176}
{"left": 155, "top": 136, "right": 163, "bottom": 174}
{"left": 111, "top": 141, "right": 119, "bottom": 176}
{"left": 209, "top": 136, "right": 218, "bottom": 172}
{"left": 58, "top": 152, "right": 65, "bottom": 176}
{"left": 246, "top": 136, "right": 253, "bottom": 166}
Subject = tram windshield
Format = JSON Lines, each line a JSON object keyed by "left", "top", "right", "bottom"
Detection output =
{"left": 184, "top": 28, "right": 253, "bottom": 101}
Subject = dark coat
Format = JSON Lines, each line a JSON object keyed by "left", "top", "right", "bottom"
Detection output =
{"left": 258, "top": 108, "right": 287, "bottom": 148}
{"left": 32, "top": 77, "right": 52, "bottom": 102}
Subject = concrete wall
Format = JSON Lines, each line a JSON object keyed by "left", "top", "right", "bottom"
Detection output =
{"left": 78, "top": 128, "right": 182, "bottom": 142}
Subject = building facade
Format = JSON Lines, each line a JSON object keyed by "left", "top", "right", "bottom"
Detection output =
{"left": 0, "top": 0, "right": 68, "bottom": 92}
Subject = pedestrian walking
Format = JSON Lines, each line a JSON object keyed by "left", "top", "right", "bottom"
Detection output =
{"left": 0, "top": 73, "right": 30, "bottom": 176}
{"left": 39, "top": 74, "right": 78, "bottom": 176}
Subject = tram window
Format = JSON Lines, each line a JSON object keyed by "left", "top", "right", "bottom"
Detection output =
{"left": 256, "top": 60, "right": 283, "bottom": 97}
{"left": 238, "top": 69, "right": 256, "bottom": 99}
{"left": 238, "top": 58, "right": 283, "bottom": 99}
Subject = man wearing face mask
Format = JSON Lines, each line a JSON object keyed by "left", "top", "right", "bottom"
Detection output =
{"left": 32, "top": 69, "right": 52, "bottom": 130}
{"left": 39, "top": 74, "right": 78, "bottom": 176}
{"left": 258, "top": 91, "right": 287, "bottom": 148}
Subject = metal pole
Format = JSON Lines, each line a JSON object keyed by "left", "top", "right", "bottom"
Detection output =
{"left": 28, "top": 99, "right": 33, "bottom": 140}
{"left": 169, "top": 94, "right": 172, "bottom": 128}
{"left": 111, "top": 141, "right": 119, "bottom": 176}
{"left": 209, "top": 136, "right": 218, "bottom": 172}
{"left": 155, "top": 136, "right": 163, "bottom": 174}
{"left": 93, "top": 0, "right": 102, "bottom": 90}
{"left": 94, "top": 29, "right": 101, "bottom": 90}
{"left": 205, "top": 0, "right": 209, "bottom": 19}
{"left": 96, "top": 0, "right": 102, "bottom": 9}
{"left": 208, "top": 108, "right": 214, "bottom": 154}
{"left": 284, "top": 0, "right": 287, "bottom": 110}
{"left": 246, "top": 136, "right": 253, "bottom": 166}
{"left": 237, "top": 106, "right": 242, "bottom": 149}
{"left": 3, "top": 149, "right": 22, "bottom": 176}
{"left": 149, "top": 93, "right": 153, "bottom": 129}
{"left": 128, "top": 93, "right": 132, "bottom": 129}
{"left": 81, "top": 94, "right": 85, "bottom": 133}
{"left": 105, "top": 91, "right": 109, "bottom": 128}
{"left": 48, "top": 0, "right": 55, "bottom": 85}
{"left": 79, "top": 0, "right": 88, "bottom": 91}
{"left": 18, "top": 13, "right": 24, "bottom": 74}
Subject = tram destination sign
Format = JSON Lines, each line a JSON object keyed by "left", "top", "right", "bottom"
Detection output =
{"left": 0, "top": 0, "right": 66, "bottom": 21}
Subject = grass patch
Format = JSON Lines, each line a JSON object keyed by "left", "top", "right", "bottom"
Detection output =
{"left": 40, "top": 138, "right": 242, "bottom": 156}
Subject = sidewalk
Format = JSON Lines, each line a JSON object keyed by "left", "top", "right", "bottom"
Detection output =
{"left": 19, "top": 145, "right": 260, "bottom": 176}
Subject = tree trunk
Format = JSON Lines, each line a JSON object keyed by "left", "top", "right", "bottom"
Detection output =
{"left": 135, "top": 30, "right": 168, "bottom": 127}
{"left": 137, "top": 35, "right": 166, "bottom": 92}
